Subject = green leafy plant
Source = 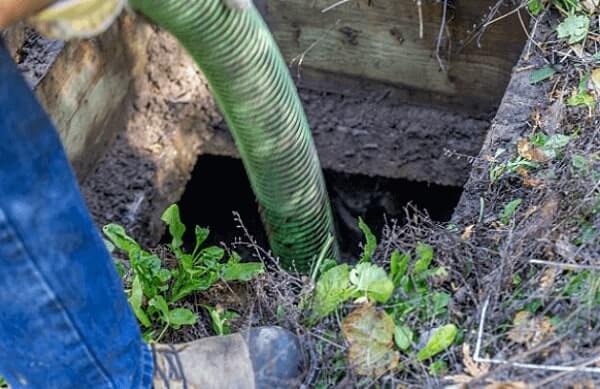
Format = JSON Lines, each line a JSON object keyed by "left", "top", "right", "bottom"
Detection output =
{"left": 567, "top": 74, "right": 596, "bottom": 107}
{"left": 103, "top": 204, "right": 264, "bottom": 341}
{"left": 571, "top": 154, "right": 590, "bottom": 175}
{"left": 489, "top": 149, "right": 538, "bottom": 183}
{"left": 557, "top": 13, "right": 590, "bottom": 43}
{"left": 531, "top": 133, "right": 572, "bottom": 159}
{"left": 201, "top": 305, "right": 240, "bottom": 336}
{"left": 308, "top": 220, "right": 458, "bottom": 376}
{"left": 417, "top": 324, "right": 458, "bottom": 361}
{"left": 552, "top": 0, "right": 584, "bottom": 14}
{"left": 530, "top": 66, "right": 557, "bottom": 84}
{"left": 500, "top": 199, "right": 523, "bottom": 225}
{"left": 528, "top": 0, "right": 545, "bottom": 15}
{"left": 358, "top": 217, "right": 377, "bottom": 263}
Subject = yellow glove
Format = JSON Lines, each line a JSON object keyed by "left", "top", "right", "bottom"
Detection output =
{"left": 28, "top": 0, "right": 126, "bottom": 40}
{"left": 27, "top": 0, "right": 251, "bottom": 40}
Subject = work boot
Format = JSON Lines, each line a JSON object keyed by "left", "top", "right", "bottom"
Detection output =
{"left": 152, "top": 326, "right": 307, "bottom": 389}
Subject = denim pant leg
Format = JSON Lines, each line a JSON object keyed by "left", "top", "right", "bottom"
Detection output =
{"left": 0, "top": 40, "right": 153, "bottom": 388}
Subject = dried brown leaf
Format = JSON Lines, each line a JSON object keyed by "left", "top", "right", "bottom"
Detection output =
{"left": 523, "top": 177, "right": 544, "bottom": 188}
{"left": 445, "top": 374, "right": 474, "bottom": 385}
{"left": 507, "top": 311, "right": 555, "bottom": 347}
{"left": 484, "top": 382, "right": 530, "bottom": 389}
{"left": 582, "top": 0, "right": 599, "bottom": 14}
{"left": 516, "top": 166, "right": 544, "bottom": 188}
{"left": 342, "top": 303, "right": 399, "bottom": 377}
{"left": 540, "top": 268, "right": 558, "bottom": 291}
{"left": 507, "top": 311, "right": 534, "bottom": 344}
{"left": 462, "top": 343, "right": 489, "bottom": 377}
{"left": 517, "top": 139, "right": 550, "bottom": 162}
{"left": 532, "top": 316, "right": 554, "bottom": 346}
{"left": 461, "top": 225, "right": 475, "bottom": 241}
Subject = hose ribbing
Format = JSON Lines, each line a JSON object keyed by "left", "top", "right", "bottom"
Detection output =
{"left": 129, "top": 0, "right": 338, "bottom": 271}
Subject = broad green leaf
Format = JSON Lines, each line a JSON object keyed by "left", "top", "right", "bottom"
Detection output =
{"left": 195, "top": 226, "right": 210, "bottom": 248}
{"left": 417, "top": 324, "right": 458, "bottom": 361}
{"left": 132, "top": 252, "right": 170, "bottom": 298}
{"left": 179, "top": 254, "right": 195, "bottom": 273}
{"left": 540, "top": 134, "right": 571, "bottom": 159}
{"left": 530, "top": 66, "right": 556, "bottom": 84}
{"left": 358, "top": 217, "right": 377, "bottom": 263}
{"left": 414, "top": 243, "right": 434, "bottom": 274}
{"left": 129, "top": 275, "right": 151, "bottom": 327}
{"left": 567, "top": 90, "right": 596, "bottom": 107}
{"left": 390, "top": 250, "right": 410, "bottom": 286}
{"left": 156, "top": 269, "right": 172, "bottom": 284}
{"left": 350, "top": 263, "right": 394, "bottom": 303}
{"left": 500, "top": 199, "right": 523, "bottom": 224}
{"left": 102, "top": 224, "right": 140, "bottom": 255}
{"left": 197, "top": 246, "right": 225, "bottom": 264}
{"left": 557, "top": 14, "right": 590, "bottom": 44}
{"left": 310, "top": 264, "right": 352, "bottom": 320}
{"left": 571, "top": 154, "right": 589, "bottom": 174}
{"left": 170, "top": 271, "right": 218, "bottom": 303}
{"left": 221, "top": 262, "right": 264, "bottom": 282}
{"left": 429, "top": 360, "right": 448, "bottom": 376}
{"left": 142, "top": 330, "right": 156, "bottom": 343}
{"left": 342, "top": 303, "right": 399, "bottom": 377}
{"left": 394, "top": 325, "right": 414, "bottom": 351}
{"left": 161, "top": 204, "right": 186, "bottom": 250}
{"left": 528, "top": 0, "right": 544, "bottom": 15}
{"left": 431, "top": 291, "right": 450, "bottom": 317}
{"left": 149, "top": 295, "right": 170, "bottom": 323}
{"left": 319, "top": 258, "right": 339, "bottom": 275}
{"left": 114, "top": 261, "right": 126, "bottom": 278}
{"left": 202, "top": 305, "right": 238, "bottom": 335}
{"left": 169, "top": 308, "right": 197, "bottom": 329}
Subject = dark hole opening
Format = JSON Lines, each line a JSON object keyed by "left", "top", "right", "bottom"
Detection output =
{"left": 175, "top": 155, "right": 463, "bottom": 259}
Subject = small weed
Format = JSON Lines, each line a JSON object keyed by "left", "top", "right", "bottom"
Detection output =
{"left": 557, "top": 13, "right": 590, "bottom": 44}
{"left": 500, "top": 198, "right": 523, "bottom": 225}
{"left": 308, "top": 220, "right": 458, "bottom": 378}
{"left": 567, "top": 74, "right": 596, "bottom": 107}
{"left": 201, "top": 305, "right": 240, "bottom": 336}
{"left": 530, "top": 66, "right": 557, "bottom": 84}
{"left": 530, "top": 133, "right": 571, "bottom": 159}
{"left": 103, "top": 204, "right": 264, "bottom": 341}
{"left": 489, "top": 152, "right": 538, "bottom": 183}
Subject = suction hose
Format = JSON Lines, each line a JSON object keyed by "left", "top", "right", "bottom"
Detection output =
{"left": 129, "top": 0, "right": 338, "bottom": 272}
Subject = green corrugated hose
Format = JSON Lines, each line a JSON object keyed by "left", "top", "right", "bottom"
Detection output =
{"left": 129, "top": 0, "right": 338, "bottom": 272}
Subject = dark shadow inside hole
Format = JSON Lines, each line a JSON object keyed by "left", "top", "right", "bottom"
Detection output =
{"left": 175, "top": 155, "right": 463, "bottom": 259}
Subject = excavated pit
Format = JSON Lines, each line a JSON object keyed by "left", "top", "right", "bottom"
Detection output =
{"left": 176, "top": 155, "right": 463, "bottom": 258}
{"left": 78, "top": 28, "right": 507, "bottom": 250}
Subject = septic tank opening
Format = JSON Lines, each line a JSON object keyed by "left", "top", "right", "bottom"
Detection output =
{"left": 175, "top": 155, "right": 463, "bottom": 259}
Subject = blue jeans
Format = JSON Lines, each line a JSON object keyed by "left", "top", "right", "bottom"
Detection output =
{"left": 0, "top": 40, "right": 153, "bottom": 388}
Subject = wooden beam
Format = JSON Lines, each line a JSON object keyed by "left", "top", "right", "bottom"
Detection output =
{"left": 256, "top": 0, "right": 526, "bottom": 112}
{"left": 3, "top": 16, "right": 151, "bottom": 179}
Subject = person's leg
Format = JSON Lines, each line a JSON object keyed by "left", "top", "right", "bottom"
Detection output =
{"left": 0, "top": 39, "right": 153, "bottom": 388}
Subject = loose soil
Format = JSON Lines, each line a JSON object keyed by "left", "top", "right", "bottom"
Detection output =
{"left": 3, "top": 26, "right": 63, "bottom": 87}
{"left": 209, "top": 87, "right": 493, "bottom": 187}
{"left": 82, "top": 28, "right": 221, "bottom": 246}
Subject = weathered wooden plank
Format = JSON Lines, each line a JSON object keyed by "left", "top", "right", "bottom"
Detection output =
{"left": 3, "top": 16, "right": 151, "bottom": 179}
{"left": 256, "top": 0, "right": 526, "bottom": 111}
